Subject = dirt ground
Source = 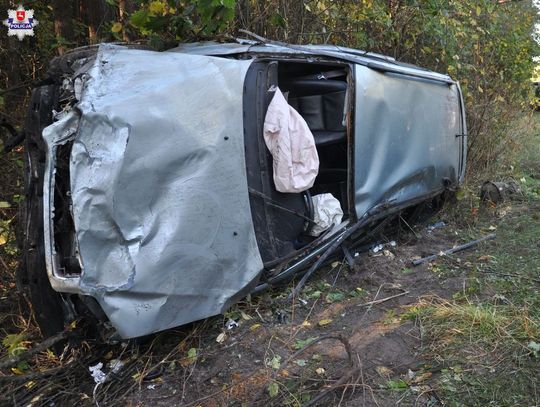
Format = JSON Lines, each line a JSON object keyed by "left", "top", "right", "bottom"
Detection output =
{"left": 145, "top": 231, "right": 461, "bottom": 406}
{"left": 0, "top": 193, "right": 539, "bottom": 406}
{"left": 1, "top": 154, "right": 539, "bottom": 406}
{"left": 113, "top": 204, "right": 532, "bottom": 407}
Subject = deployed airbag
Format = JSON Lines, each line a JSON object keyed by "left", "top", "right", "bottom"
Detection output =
{"left": 263, "top": 88, "right": 319, "bottom": 193}
{"left": 309, "top": 193, "right": 343, "bottom": 236}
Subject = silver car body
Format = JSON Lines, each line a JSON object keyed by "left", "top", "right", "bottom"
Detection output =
{"left": 40, "top": 42, "right": 466, "bottom": 338}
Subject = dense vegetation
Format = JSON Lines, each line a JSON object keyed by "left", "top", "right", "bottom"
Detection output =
{"left": 0, "top": 0, "right": 538, "bottom": 173}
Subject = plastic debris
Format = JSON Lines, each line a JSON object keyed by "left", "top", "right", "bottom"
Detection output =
{"left": 427, "top": 221, "right": 446, "bottom": 232}
{"left": 89, "top": 360, "right": 125, "bottom": 406}
{"left": 89, "top": 359, "right": 125, "bottom": 385}
{"left": 108, "top": 359, "right": 124, "bottom": 376}
{"left": 226, "top": 319, "right": 239, "bottom": 330}
{"left": 89, "top": 363, "right": 107, "bottom": 385}
{"left": 371, "top": 241, "right": 397, "bottom": 254}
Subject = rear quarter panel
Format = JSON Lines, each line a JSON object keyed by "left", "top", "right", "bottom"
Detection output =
{"left": 353, "top": 65, "right": 465, "bottom": 218}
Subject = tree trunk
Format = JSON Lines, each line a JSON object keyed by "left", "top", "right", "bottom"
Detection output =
{"left": 51, "top": 0, "right": 75, "bottom": 54}
{"left": 81, "top": 0, "right": 104, "bottom": 44}
{"left": 118, "top": 0, "right": 133, "bottom": 42}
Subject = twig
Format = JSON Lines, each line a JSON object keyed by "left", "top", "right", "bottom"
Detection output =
{"left": 282, "top": 334, "right": 359, "bottom": 407}
{"left": 412, "top": 233, "right": 497, "bottom": 266}
{"left": 0, "top": 330, "right": 70, "bottom": 371}
{"left": 399, "top": 214, "right": 420, "bottom": 239}
{"left": 181, "top": 383, "right": 238, "bottom": 407}
{"left": 356, "top": 291, "right": 410, "bottom": 308}
{"left": 0, "top": 365, "right": 66, "bottom": 382}
{"left": 284, "top": 334, "right": 355, "bottom": 368}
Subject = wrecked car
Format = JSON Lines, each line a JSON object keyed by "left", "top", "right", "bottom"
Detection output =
{"left": 19, "top": 39, "right": 467, "bottom": 339}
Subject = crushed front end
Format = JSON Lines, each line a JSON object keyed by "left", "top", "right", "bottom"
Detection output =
{"left": 22, "top": 44, "right": 263, "bottom": 338}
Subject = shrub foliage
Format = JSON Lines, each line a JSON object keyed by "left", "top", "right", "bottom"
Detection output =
{"left": 0, "top": 0, "right": 538, "bottom": 173}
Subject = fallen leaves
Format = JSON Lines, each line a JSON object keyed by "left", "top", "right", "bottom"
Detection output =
{"left": 266, "top": 355, "right": 281, "bottom": 370}
{"left": 268, "top": 381, "right": 279, "bottom": 397}
{"left": 294, "top": 337, "right": 317, "bottom": 350}
{"left": 318, "top": 318, "right": 333, "bottom": 327}
{"left": 375, "top": 365, "right": 393, "bottom": 378}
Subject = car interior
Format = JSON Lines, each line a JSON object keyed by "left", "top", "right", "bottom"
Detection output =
{"left": 244, "top": 59, "right": 353, "bottom": 266}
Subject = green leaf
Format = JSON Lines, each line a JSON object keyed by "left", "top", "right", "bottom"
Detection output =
{"left": 130, "top": 10, "right": 150, "bottom": 28}
{"left": 325, "top": 292, "right": 344, "bottom": 303}
{"left": 528, "top": 341, "right": 540, "bottom": 357}
{"left": 308, "top": 290, "right": 322, "bottom": 299}
{"left": 300, "top": 393, "right": 311, "bottom": 402}
{"left": 386, "top": 379, "right": 409, "bottom": 390}
{"left": 2, "top": 333, "right": 27, "bottom": 356}
{"left": 0, "top": 201, "right": 10, "bottom": 208}
{"left": 144, "top": 15, "right": 170, "bottom": 31}
{"left": 267, "top": 355, "right": 281, "bottom": 369}
{"left": 111, "top": 22, "right": 123, "bottom": 33}
{"left": 270, "top": 13, "right": 287, "bottom": 29}
{"left": 187, "top": 347, "right": 197, "bottom": 362}
{"left": 293, "top": 337, "right": 317, "bottom": 350}
{"left": 148, "top": 0, "right": 167, "bottom": 15}
{"left": 268, "top": 382, "right": 279, "bottom": 398}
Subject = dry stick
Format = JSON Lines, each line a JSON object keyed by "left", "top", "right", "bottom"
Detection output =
{"left": 283, "top": 334, "right": 359, "bottom": 407}
{"left": 285, "top": 334, "right": 355, "bottom": 367}
{"left": 412, "top": 233, "right": 497, "bottom": 266}
{"left": 182, "top": 382, "right": 240, "bottom": 407}
{"left": 356, "top": 291, "right": 410, "bottom": 308}
{"left": 243, "top": 334, "right": 359, "bottom": 407}
{"left": 0, "top": 365, "right": 66, "bottom": 382}
{"left": 0, "top": 330, "right": 70, "bottom": 371}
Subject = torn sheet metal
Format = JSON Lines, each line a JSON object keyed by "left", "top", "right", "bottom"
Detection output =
{"left": 353, "top": 64, "right": 466, "bottom": 219}
{"left": 42, "top": 44, "right": 262, "bottom": 338}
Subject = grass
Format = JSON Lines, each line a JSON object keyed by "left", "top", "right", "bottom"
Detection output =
{"left": 402, "top": 114, "right": 540, "bottom": 406}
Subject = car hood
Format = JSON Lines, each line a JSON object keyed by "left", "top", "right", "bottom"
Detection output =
{"left": 41, "top": 44, "right": 262, "bottom": 338}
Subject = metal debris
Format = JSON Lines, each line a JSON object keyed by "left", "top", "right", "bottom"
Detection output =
{"left": 412, "top": 233, "right": 497, "bottom": 266}
{"left": 480, "top": 180, "right": 522, "bottom": 204}
{"left": 427, "top": 221, "right": 445, "bottom": 233}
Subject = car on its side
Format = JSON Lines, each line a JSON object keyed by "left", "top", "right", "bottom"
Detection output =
{"left": 19, "top": 39, "right": 467, "bottom": 339}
